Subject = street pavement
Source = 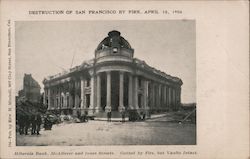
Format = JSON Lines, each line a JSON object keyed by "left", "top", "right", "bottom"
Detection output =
{"left": 16, "top": 117, "right": 196, "bottom": 146}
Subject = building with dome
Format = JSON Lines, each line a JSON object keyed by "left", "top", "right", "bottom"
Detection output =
{"left": 43, "top": 30, "right": 183, "bottom": 119}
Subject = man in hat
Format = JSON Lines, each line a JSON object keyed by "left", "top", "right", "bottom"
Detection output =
{"left": 36, "top": 113, "right": 42, "bottom": 135}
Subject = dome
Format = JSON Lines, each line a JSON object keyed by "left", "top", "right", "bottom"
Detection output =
{"left": 96, "top": 30, "right": 132, "bottom": 51}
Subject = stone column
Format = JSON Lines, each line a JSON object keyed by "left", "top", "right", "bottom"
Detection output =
{"left": 158, "top": 84, "right": 162, "bottom": 110}
{"left": 74, "top": 81, "right": 77, "bottom": 108}
{"left": 61, "top": 92, "right": 64, "bottom": 108}
{"left": 80, "top": 76, "right": 85, "bottom": 109}
{"left": 53, "top": 91, "right": 56, "bottom": 109}
{"left": 166, "top": 86, "right": 169, "bottom": 109}
{"left": 143, "top": 80, "right": 149, "bottom": 109}
{"left": 173, "top": 88, "right": 176, "bottom": 110}
{"left": 176, "top": 88, "right": 179, "bottom": 109}
{"left": 179, "top": 88, "right": 181, "bottom": 104}
{"left": 89, "top": 75, "right": 95, "bottom": 114}
{"left": 58, "top": 87, "right": 61, "bottom": 109}
{"left": 128, "top": 74, "right": 133, "bottom": 109}
{"left": 163, "top": 85, "right": 167, "bottom": 110}
{"left": 43, "top": 88, "right": 46, "bottom": 105}
{"left": 175, "top": 88, "right": 178, "bottom": 109}
{"left": 168, "top": 87, "right": 171, "bottom": 109}
{"left": 96, "top": 73, "right": 101, "bottom": 112}
{"left": 64, "top": 92, "right": 67, "bottom": 108}
{"left": 151, "top": 83, "right": 155, "bottom": 109}
{"left": 177, "top": 88, "right": 181, "bottom": 110}
{"left": 47, "top": 88, "right": 51, "bottom": 110}
{"left": 67, "top": 93, "right": 69, "bottom": 108}
{"left": 173, "top": 89, "right": 175, "bottom": 106}
{"left": 64, "top": 93, "right": 67, "bottom": 108}
{"left": 171, "top": 87, "right": 174, "bottom": 109}
{"left": 69, "top": 94, "right": 73, "bottom": 108}
{"left": 105, "top": 71, "right": 111, "bottom": 111}
{"left": 134, "top": 76, "right": 139, "bottom": 110}
{"left": 118, "top": 71, "right": 125, "bottom": 112}
{"left": 51, "top": 89, "right": 54, "bottom": 109}
{"left": 155, "top": 84, "right": 159, "bottom": 111}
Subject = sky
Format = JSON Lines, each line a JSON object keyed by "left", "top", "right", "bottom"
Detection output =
{"left": 15, "top": 20, "right": 196, "bottom": 103}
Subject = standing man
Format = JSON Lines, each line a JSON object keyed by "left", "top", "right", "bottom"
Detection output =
{"left": 24, "top": 113, "right": 31, "bottom": 135}
{"left": 121, "top": 108, "right": 126, "bottom": 123}
{"left": 36, "top": 113, "right": 42, "bottom": 135}
{"left": 107, "top": 111, "right": 109, "bottom": 122}
{"left": 18, "top": 114, "right": 25, "bottom": 135}
{"left": 107, "top": 108, "right": 111, "bottom": 122}
{"left": 109, "top": 110, "right": 112, "bottom": 122}
{"left": 142, "top": 111, "right": 146, "bottom": 121}
{"left": 31, "top": 113, "right": 36, "bottom": 135}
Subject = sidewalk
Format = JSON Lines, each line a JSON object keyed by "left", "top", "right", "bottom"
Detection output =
{"left": 94, "top": 112, "right": 169, "bottom": 122}
{"left": 147, "top": 111, "right": 185, "bottom": 122}
{"left": 94, "top": 117, "right": 129, "bottom": 122}
{"left": 149, "top": 113, "right": 168, "bottom": 119}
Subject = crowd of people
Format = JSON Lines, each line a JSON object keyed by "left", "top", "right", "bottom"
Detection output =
{"left": 18, "top": 113, "right": 42, "bottom": 135}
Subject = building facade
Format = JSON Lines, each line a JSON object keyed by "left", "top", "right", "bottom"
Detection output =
{"left": 43, "top": 30, "right": 182, "bottom": 117}
{"left": 18, "top": 74, "right": 41, "bottom": 103}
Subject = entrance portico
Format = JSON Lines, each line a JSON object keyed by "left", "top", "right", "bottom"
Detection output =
{"left": 95, "top": 70, "right": 131, "bottom": 113}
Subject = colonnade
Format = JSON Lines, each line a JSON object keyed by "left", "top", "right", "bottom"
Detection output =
{"left": 44, "top": 80, "right": 82, "bottom": 112}
{"left": 44, "top": 70, "right": 181, "bottom": 114}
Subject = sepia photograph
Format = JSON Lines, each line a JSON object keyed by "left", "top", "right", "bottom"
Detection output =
{"left": 0, "top": 0, "right": 249, "bottom": 159}
{"left": 15, "top": 20, "right": 196, "bottom": 146}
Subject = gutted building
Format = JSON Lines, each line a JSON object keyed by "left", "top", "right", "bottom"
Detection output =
{"left": 43, "top": 30, "right": 182, "bottom": 118}
{"left": 18, "top": 74, "right": 41, "bottom": 103}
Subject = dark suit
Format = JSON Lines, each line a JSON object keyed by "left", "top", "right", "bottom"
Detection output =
{"left": 36, "top": 114, "right": 42, "bottom": 135}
